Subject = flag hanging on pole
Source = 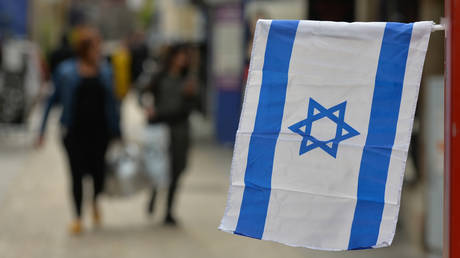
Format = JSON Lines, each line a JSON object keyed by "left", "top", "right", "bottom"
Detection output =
{"left": 219, "top": 20, "right": 433, "bottom": 251}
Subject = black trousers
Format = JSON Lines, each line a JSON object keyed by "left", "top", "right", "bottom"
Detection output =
{"left": 63, "top": 133, "right": 108, "bottom": 218}
{"left": 148, "top": 121, "right": 190, "bottom": 217}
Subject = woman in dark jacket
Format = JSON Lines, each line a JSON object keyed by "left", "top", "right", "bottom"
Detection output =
{"left": 37, "top": 27, "right": 121, "bottom": 234}
{"left": 144, "top": 44, "right": 196, "bottom": 225}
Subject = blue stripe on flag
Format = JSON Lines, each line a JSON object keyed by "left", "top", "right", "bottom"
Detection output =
{"left": 234, "top": 20, "right": 299, "bottom": 239}
{"left": 348, "top": 22, "right": 413, "bottom": 250}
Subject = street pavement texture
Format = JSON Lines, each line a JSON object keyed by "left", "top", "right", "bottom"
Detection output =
{"left": 0, "top": 95, "right": 429, "bottom": 258}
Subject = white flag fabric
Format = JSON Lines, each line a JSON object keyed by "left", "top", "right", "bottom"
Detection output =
{"left": 219, "top": 20, "right": 432, "bottom": 250}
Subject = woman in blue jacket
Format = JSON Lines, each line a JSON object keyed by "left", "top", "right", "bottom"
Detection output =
{"left": 37, "top": 27, "right": 120, "bottom": 234}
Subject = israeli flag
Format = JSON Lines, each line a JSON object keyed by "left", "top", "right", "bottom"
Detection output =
{"left": 219, "top": 20, "right": 432, "bottom": 250}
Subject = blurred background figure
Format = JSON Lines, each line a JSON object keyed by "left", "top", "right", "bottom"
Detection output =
{"left": 142, "top": 44, "right": 197, "bottom": 226}
{"left": 109, "top": 39, "right": 132, "bottom": 101}
{"left": 128, "top": 30, "right": 149, "bottom": 89}
{"left": 48, "top": 34, "right": 74, "bottom": 76}
{"left": 36, "top": 26, "right": 121, "bottom": 235}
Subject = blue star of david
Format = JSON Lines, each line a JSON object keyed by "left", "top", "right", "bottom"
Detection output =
{"left": 288, "top": 98, "right": 360, "bottom": 158}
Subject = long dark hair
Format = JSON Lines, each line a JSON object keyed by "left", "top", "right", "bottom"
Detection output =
{"left": 161, "top": 44, "right": 189, "bottom": 77}
{"left": 149, "top": 44, "right": 189, "bottom": 95}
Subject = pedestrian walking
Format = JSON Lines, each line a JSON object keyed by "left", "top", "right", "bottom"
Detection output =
{"left": 36, "top": 26, "right": 121, "bottom": 234}
{"left": 143, "top": 44, "right": 197, "bottom": 225}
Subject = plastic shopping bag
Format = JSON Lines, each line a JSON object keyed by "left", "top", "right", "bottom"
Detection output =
{"left": 142, "top": 124, "right": 170, "bottom": 188}
{"left": 105, "top": 142, "right": 148, "bottom": 197}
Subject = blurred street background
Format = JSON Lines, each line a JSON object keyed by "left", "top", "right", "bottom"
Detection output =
{"left": 0, "top": 0, "right": 445, "bottom": 257}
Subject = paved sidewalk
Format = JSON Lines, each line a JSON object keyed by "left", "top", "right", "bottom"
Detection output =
{"left": 0, "top": 96, "right": 430, "bottom": 258}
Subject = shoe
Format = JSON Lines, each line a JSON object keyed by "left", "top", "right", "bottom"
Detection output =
{"left": 164, "top": 214, "right": 177, "bottom": 226}
{"left": 69, "top": 220, "right": 83, "bottom": 235}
